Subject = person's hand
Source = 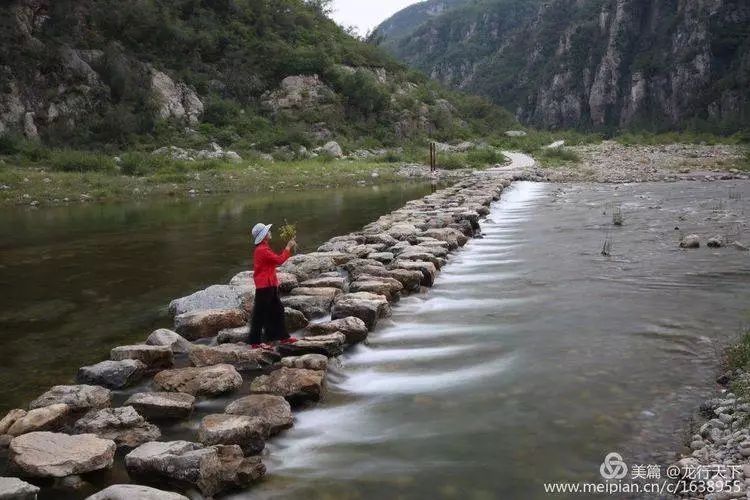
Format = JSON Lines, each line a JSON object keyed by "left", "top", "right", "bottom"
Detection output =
{"left": 286, "top": 238, "right": 297, "bottom": 251}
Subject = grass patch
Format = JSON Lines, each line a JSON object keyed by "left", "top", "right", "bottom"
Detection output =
{"left": 48, "top": 150, "right": 117, "bottom": 173}
{"left": 616, "top": 131, "right": 750, "bottom": 146}
{"left": 536, "top": 147, "right": 581, "bottom": 167}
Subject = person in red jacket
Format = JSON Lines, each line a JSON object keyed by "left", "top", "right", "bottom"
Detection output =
{"left": 249, "top": 222, "right": 298, "bottom": 348}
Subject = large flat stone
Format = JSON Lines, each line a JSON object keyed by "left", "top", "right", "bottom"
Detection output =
{"left": 299, "top": 276, "right": 348, "bottom": 289}
{"left": 168, "top": 284, "right": 254, "bottom": 317}
{"left": 276, "top": 333, "right": 345, "bottom": 357}
{"left": 125, "top": 441, "right": 264, "bottom": 497}
{"left": 9, "top": 432, "right": 116, "bottom": 478}
{"left": 174, "top": 308, "right": 247, "bottom": 340}
{"left": 123, "top": 392, "right": 195, "bottom": 420}
{"left": 224, "top": 395, "right": 293, "bottom": 435}
{"left": 152, "top": 364, "right": 242, "bottom": 397}
{"left": 280, "top": 295, "right": 332, "bottom": 319}
{"left": 77, "top": 360, "right": 146, "bottom": 389}
{"left": 280, "top": 354, "right": 329, "bottom": 371}
{"left": 29, "top": 385, "right": 111, "bottom": 412}
{"left": 188, "top": 344, "right": 279, "bottom": 371}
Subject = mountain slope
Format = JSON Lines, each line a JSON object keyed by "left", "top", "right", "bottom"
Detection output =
{"left": 0, "top": 0, "right": 515, "bottom": 150}
{"left": 375, "top": 0, "right": 750, "bottom": 133}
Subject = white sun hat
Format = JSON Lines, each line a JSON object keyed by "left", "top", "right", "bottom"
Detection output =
{"left": 251, "top": 223, "right": 272, "bottom": 245}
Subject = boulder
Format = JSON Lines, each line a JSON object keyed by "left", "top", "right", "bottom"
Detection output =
{"left": 9, "top": 432, "right": 116, "bottom": 478}
{"left": 391, "top": 260, "right": 438, "bottom": 287}
{"left": 505, "top": 130, "right": 527, "bottom": 137}
{"left": 217, "top": 325, "right": 249, "bottom": 344}
{"left": 6, "top": 404, "right": 71, "bottom": 437}
{"left": 281, "top": 295, "right": 332, "bottom": 319}
{"left": 250, "top": 367, "right": 325, "bottom": 405}
{"left": 300, "top": 275, "right": 348, "bottom": 290}
{"left": 153, "top": 364, "right": 243, "bottom": 397}
{"left": 278, "top": 253, "right": 338, "bottom": 282}
{"left": 363, "top": 233, "right": 399, "bottom": 246}
{"left": 350, "top": 278, "right": 403, "bottom": 301}
{"left": 29, "top": 385, "right": 111, "bottom": 412}
{"left": 0, "top": 477, "right": 40, "bottom": 500}
{"left": 73, "top": 407, "right": 160, "bottom": 449}
{"left": 123, "top": 392, "right": 195, "bottom": 420}
{"left": 280, "top": 354, "right": 329, "bottom": 371}
{"left": 188, "top": 344, "right": 280, "bottom": 371}
{"left": 277, "top": 272, "right": 300, "bottom": 293}
{"left": 277, "top": 333, "right": 346, "bottom": 358}
{"left": 306, "top": 316, "right": 368, "bottom": 344}
{"left": 322, "top": 141, "right": 343, "bottom": 158}
{"left": 387, "top": 223, "right": 419, "bottom": 241}
{"left": 174, "top": 308, "right": 247, "bottom": 340}
{"left": 331, "top": 292, "right": 392, "bottom": 330}
{"left": 77, "top": 360, "right": 146, "bottom": 389}
{"left": 109, "top": 345, "right": 173, "bottom": 371}
{"left": 145, "top": 329, "right": 193, "bottom": 354}
{"left": 680, "top": 234, "right": 701, "bottom": 248}
{"left": 168, "top": 284, "right": 254, "bottom": 317}
{"left": 86, "top": 484, "right": 189, "bottom": 500}
{"left": 0, "top": 410, "right": 27, "bottom": 435}
{"left": 285, "top": 307, "right": 309, "bottom": 332}
{"left": 198, "top": 414, "right": 269, "bottom": 454}
{"left": 224, "top": 395, "right": 293, "bottom": 435}
{"left": 125, "top": 441, "right": 264, "bottom": 497}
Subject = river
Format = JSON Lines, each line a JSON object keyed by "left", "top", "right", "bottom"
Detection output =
{"left": 0, "top": 183, "right": 436, "bottom": 413}
{"left": 241, "top": 180, "right": 749, "bottom": 500}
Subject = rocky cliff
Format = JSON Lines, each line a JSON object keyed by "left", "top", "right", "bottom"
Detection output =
{"left": 374, "top": 0, "right": 750, "bottom": 132}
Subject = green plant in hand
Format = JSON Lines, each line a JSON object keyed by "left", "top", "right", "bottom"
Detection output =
{"left": 279, "top": 219, "right": 297, "bottom": 244}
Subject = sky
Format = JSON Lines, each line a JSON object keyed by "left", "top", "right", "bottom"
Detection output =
{"left": 329, "top": 0, "right": 423, "bottom": 36}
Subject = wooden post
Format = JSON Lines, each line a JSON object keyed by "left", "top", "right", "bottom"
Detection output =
{"left": 429, "top": 142, "right": 436, "bottom": 172}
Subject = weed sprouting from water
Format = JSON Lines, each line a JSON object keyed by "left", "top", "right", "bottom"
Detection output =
{"left": 729, "top": 187, "right": 742, "bottom": 202}
{"left": 612, "top": 206, "right": 624, "bottom": 226}
{"left": 601, "top": 233, "right": 613, "bottom": 256}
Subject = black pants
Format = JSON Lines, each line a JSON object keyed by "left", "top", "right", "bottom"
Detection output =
{"left": 248, "top": 286, "right": 288, "bottom": 344}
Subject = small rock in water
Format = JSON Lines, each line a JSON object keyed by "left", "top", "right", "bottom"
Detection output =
{"left": 86, "top": 484, "right": 189, "bottom": 500}
{"left": 707, "top": 235, "right": 724, "bottom": 248}
{"left": 679, "top": 234, "right": 700, "bottom": 248}
{"left": 224, "top": 394, "right": 293, "bottom": 435}
{"left": 124, "top": 392, "right": 195, "bottom": 420}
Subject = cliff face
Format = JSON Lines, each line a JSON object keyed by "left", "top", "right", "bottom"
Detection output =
{"left": 376, "top": 0, "right": 750, "bottom": 132}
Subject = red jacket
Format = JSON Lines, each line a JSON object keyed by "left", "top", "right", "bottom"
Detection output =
{"left": 253, "top": 241, "right": 291, "bottom": 289}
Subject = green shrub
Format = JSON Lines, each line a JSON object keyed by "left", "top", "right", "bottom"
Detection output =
{"left": 439, "top": 154, "right": 466, "bottom": 170}
{"left": 466, "top": 148, "right": 504, "bottom": 167}
{"left": 0, "top": 134, "right": 22, "bottom": 155}
{"left": 538, "top": 147, "right": 580, "bottom": 166}
{"left": 48, "top": 150, "right": 117, "bottom": 173}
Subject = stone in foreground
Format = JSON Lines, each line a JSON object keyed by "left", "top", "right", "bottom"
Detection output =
{"left": 73, "top": 407, "right": 161, "bottom": 449}
{"left": 284, "top": 307, "right": 309, "bottom": 332}
{"left": 123, "top": 392, "right": 195, "bottom": 420}
{"left": 6, "top": 404, "right": 71, "bottom": 437}
{"left": 306, "top": 316, "right": 368, "bottom": 344}
{"left": 189, "top": 344, "right": 279, "bottom": 371}
{"left": 29, "top": 385, "right": 111, "bottom": 412}
{"left": 86, "top": 484, "right": 188, "bottom": 500}
{"left": 680, "top": 234, "right": 700, "bottom": 248}
{"left": 110, "top": 345, "right": 174, "bottom": 370}
{"left": 153, "top": 364, "right": 242, "bottom": 397}
{"left": 9, "top": 432, "right": 115, "bottom": 478}
{"left": 76, "top": 359, "right": 146, "bottom": 389}
{"left": 168, "top": 284, "right": 254, "bottom": 316}
{"left": 217, "top": 325, "right": 249, "bottom": 344}
{"left": 174, "top": 308, "right": 247, "bottom": 340}
{"left": 0, "top": 477, "right": 39, "bottom": 500}
{"left": 331, "top": 292, "right": 391, "bottom": 330}
{"left": 198, "top": 414, "right": 269, "bottom": 454}
{"left": 125, "top": 441, "right": 264, "bottom": 497}
{"left": 250, "top": 367, "right": 325, "bottom": 405}
{"left": 224, "top": 395, "right": 293, "bottom": 435}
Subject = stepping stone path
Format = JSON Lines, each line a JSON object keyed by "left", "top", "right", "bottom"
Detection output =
{"left": 1, "top": 174, "right": 510, "bottom": 497}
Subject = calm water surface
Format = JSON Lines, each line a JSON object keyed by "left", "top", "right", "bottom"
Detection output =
{"left": 0, "top": 183, "right": 434, "bottom": 413}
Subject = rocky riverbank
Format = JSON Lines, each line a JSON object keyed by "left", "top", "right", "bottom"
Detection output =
{"left": 495, "top": 141, "right": 749, "bottom": 184}
{"left": 0, "top": 169, "right": 512, "bottom": 498}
